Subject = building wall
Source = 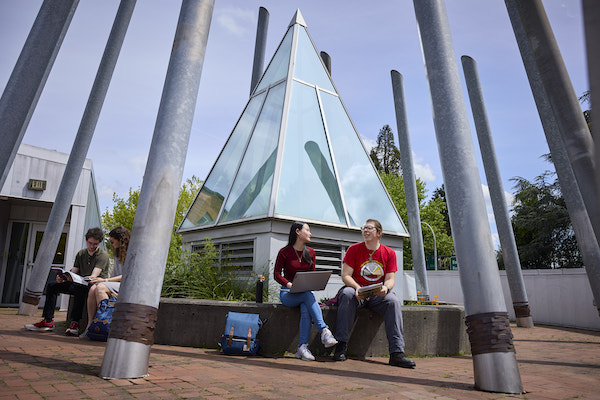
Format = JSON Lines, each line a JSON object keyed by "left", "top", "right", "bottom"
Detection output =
{"left": 405, "top": 269, "right": 600, "bottom": 331}
{"left": 0, "top": 143, "right": 99, "bottom": 307}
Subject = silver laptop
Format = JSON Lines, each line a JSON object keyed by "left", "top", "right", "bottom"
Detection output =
{"left": 290, "top": 270, "right": 332, "bottom": 293}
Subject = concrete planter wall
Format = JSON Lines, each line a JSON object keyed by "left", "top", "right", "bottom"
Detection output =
{"left": 154, "top": 298, "right": 470, "bottom": 357}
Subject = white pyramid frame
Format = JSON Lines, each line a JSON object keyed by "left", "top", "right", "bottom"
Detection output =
{"left": 180, "top": 10, "right": 407, "bottom": 237}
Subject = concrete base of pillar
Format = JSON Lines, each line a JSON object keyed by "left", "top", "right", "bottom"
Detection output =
{"left": 18, "top": 302, "right": 38, "bottom": 316}
{"left": 100, "top": 338, "right": 151, "bottom": 379}
{"left": 516, "top": 316, "right": 534, "bottom": 328}
{"left": 473, "top": 352, "right": 524, "bottom": 394}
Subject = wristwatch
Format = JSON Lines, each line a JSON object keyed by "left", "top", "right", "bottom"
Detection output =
{"left": 383, "top": 284, "right": 390, "bottom": 293}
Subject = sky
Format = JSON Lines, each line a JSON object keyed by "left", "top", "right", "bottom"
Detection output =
{"left": 0, "top": 1, "right": 589, "bottom": 249}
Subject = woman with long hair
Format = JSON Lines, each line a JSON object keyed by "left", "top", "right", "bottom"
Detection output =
{"left": 274, "top": 221, "right": 337, "bottom": 360}
{"left": 81, "top": 225, "right": 130, "bottom": 337}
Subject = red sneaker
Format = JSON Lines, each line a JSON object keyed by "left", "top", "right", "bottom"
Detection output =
{"left": 25, "top": 319, "right": 55, "bottom": 331}
{"left": 65, "top": 321, "right": 79, "bottom": 336}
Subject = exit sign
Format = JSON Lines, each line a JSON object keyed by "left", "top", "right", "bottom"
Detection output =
{"left": 28, "top": 179, "right": 47, "bottom": 191}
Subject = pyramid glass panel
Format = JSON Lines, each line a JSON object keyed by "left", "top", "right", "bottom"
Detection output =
{"left": 320, "top": 91, "right": 407, "bottom": 233}
{"left": 275, "top": 81, "right": 346, "bottom": 224}
{"left": 220, "top": 82, "right": 286, "bottom": 222}
{"left": 255, "top": 27, "right": 293, "bottom": 93}
{"left": 181, "top": 91, "right": 267, "bottom": 228}
{"left": 293, "top": 27, "right": 335, "bottom": 92}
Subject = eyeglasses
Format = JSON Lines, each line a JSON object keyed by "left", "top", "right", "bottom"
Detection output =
{"left": 360, "top": 226, "right": 376, "bottom": 232}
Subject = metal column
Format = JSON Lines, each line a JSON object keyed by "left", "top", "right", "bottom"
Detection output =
{"left": 100, "top": 0, "right": 215, "bottom": 379}
{"left": 19, "top": 0, "right": 137, "bottom": 315}
{"left": 505, "top": 0, "right": 598, "bottom": 246}
{"left": 412, "top": 0, "right": 523, "bottom": 393}
{"left": 462, "top": 56, "right": 533, "bottom": 328}
{"left": 391, "top": 70, "right": 429, "bottom": 300}
{"left": 250, "top": 6, "right": 269, "bottom": 95}
{"left": 0, "top": 0, "right": 79, "bottom": 190}
{"left": 320, "top": 51, "right": 332, "bottom": 75}
{"left": 506, "top": 0, "right": 600, "bottom": 317}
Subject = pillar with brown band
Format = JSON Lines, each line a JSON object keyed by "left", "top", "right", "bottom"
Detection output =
{"left": 18, "top": 0, "right": 137, "bottom": 317}
{"left": 412, "top": 0, "right": 522, "bottom": 393}
{"left": 506, "top": 0, "right": 600, "bottom": 318}
{"left": 100, "top": 0, "right": 215, "bottom": 379}
{"left": 462, "top": 55, "right": 533, "bottom": 328}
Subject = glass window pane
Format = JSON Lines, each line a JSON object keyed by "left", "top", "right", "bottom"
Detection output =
{"left": 276, "top": 81, "right": 346, "bottom": 224}
{"left": 182, "top": 91, "right": 267, "bottom": 228}
{"left": 320, "top": 92, "right": 407, "bottom": 233}
{"left": 220, "top": 82, "right": 287, "bottom": 222}
{"left": 293, "top": 27, "right": 334, "bottom": 92}
{"left": 255, "top": 27, "right": 293, "bottom": 93}
{"left": 2, "top": 223, "right": 29, "bottom": 304}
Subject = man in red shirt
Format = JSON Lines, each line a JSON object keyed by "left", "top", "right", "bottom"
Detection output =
{"left": 333, "top": 219, "right": 415, "bottom": 368}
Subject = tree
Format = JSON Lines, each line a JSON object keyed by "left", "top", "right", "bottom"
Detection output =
{"left": 508, "top": 168, "right": 581, "bottom": 269}
{"left": 579, "top": 90, "right": 592, "bottom": 132}
{"left": 101, "top": 175, "right": 203, "bottom": 266}
{"left": 370, "top": 125, "right": 402, "bottom": 175}
{"left": 380, "top": 172, "right": 454, "bottom": 269}
{"left": 431, "top": 185, "right": 452, "bottom": 237}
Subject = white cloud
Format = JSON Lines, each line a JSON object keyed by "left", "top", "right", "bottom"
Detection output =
{"left": 412, "top": 152, "right": 436, "bottom": 182}
{"left": 361, "top": 136, "right": 376, "bottom": 152}
{"left": 216, "top": 7, "right": 254, "bottom": 37}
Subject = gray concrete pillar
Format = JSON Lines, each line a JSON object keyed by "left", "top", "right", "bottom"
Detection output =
{"left": 0, "top": 0, "right": 79, "bottom": 190}
{"left": 250, "top": 6, "right": 269, "bottom": 95}
{"left": 18, "top": 0, "right": 137, "bottom": 315}
{"left": 461, "top": 56, "right": 533, "bottom": 328}
{"left": 412, "top": 0, "right": 523, "bottom": 393}
{"left": 506, "top": 1, "right": 600, "bottom": 318}
{"left": 505, "top": 0, "right": 598, "bottom": 246}
{"left": 320, "top": 51, "right": 332, "bottom": 75}
{"left": 390, "top": 70, "right": 429, "bottom": 300}
{"left": 100, "top": 0, "right": 215, "bottom": 379}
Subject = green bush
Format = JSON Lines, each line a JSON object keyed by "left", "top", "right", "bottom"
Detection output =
{"left": 161, "top": 240, "right": 257, "bottom": 301}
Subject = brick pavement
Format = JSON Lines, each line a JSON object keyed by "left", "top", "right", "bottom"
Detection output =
{"left": 0, "top": 308, "right": 598, "bottom": 399}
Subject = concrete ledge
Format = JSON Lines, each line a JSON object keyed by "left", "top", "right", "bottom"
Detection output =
{"left": 154, "top": 298, "right": 470, "bottom": 357}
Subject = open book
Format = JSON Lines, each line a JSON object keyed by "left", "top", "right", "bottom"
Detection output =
{"left": 358, "top": 282, "right": 383, "bottom": 297}
{"left": 51, "top": 267, "right": 90, "bottom": 286}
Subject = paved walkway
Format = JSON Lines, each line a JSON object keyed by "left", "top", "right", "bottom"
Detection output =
{"left": 0, "top": 308, "right": 598, "bottom": 400}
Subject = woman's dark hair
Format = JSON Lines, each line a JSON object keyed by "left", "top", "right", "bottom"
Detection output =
{"left": 109, "top": 226, "right": 130, "bottom": 264}
{"left": 287, "top": 221, "right": 313, "bottom": 266}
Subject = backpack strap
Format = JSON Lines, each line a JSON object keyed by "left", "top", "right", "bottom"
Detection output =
{"left": 228, "top": 325, "right": 235, "bottom": 346}
{"left": 246, "top": 327, "right": 252, "bottom": 348}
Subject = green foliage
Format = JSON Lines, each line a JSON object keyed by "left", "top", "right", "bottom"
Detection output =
{"left": 431, "top": 185, "right": 452, "bottom": 237}
{"left": 380, "top": 172, "right": 454, "bottom": 269}
{"left": 507, "top": 169, "right": 581, "bottom": 268}
{"left": 161, "top": 240, "right": 256, "bottom": 301}
{"left": 370, "top": 125, "right": 402, "bottom": 175}
{"left": 101, "top": 175, "right": 202, "bottom": 265}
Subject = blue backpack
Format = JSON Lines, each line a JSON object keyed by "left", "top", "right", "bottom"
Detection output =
{"left": 219, "top": 312, "right": 262, "bottom": 355}
{"left": 87, "top": 296, "right": 117, "bottom": 341}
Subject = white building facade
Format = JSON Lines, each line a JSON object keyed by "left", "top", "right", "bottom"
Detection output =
{"left": 0, "top": 143, "right": 102, "bottom": 307}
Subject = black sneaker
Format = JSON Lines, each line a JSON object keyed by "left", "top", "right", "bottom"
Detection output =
{"left": 389, "top": 352, "right": 416, "bottom": 368}
{"left": 333, "top": 341, "right": 347, "bottom": 361}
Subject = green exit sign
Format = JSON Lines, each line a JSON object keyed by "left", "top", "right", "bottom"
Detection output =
{"left": 28, "top": 179, "right": 47, "bottom": 191}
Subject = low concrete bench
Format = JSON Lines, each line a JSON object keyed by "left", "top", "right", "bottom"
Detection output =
{"left": 154, "top": 298, "right": 470, "bottom": 357}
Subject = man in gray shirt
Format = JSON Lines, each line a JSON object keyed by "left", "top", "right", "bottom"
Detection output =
{"left": 26, "top": 227, "right": 110, "bottom": 335}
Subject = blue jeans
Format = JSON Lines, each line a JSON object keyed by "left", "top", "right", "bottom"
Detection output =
{"left": 280, "top": 289, "right": 328, "bottom": 346}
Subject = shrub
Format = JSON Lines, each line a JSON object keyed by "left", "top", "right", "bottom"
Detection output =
{"left": 161, "top": 240, "right": 256, "bottom": 301}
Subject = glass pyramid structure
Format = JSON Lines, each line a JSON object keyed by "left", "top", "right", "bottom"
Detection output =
{"left": 181, "top": 10, "right": 407, "bottom": 235}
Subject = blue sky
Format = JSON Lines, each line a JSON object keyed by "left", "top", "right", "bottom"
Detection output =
{"left": 0, "top": 1, "right": 588, "bottom": 248}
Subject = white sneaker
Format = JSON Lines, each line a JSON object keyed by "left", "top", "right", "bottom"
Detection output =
{"left": 320, "top": 327, "right": 338, "bottom": 348}
{"left": 295, "top": 344, "right": 315, "bottom": 361}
